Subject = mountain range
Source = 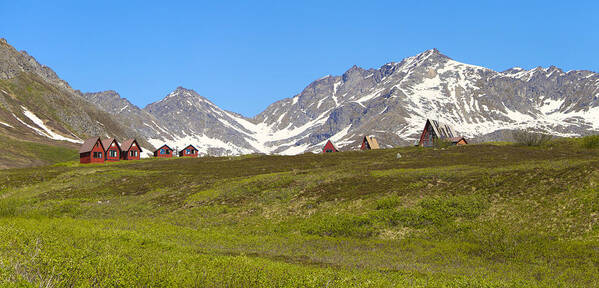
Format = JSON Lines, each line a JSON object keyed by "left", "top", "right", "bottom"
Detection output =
{"left": 1, "top": 38, "right": 598, "bottom": 163}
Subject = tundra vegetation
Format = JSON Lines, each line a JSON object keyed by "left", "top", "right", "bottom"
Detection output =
{"left": 0, "top": 136, "right": 599, "bottom": 287}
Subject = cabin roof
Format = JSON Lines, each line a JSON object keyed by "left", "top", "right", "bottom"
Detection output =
{"left": 101, "top": 138, "right": 120, "bottom": 151}
{"left": 428, "top": 119, "right": 458, "bottom": 139}
{"left": 120, "top": 139, "right": 142, "bottom": 152}
{"left": 182, "top": 144, "right": 198, "bottom": 151}
{"left": 324, "top": 140, "right": 338, "bottom": 151}
{"left": 448, "top": 136, "right": 467, "bottom": 143}
{"left": 79, "top": 137, "right": 103, "bottom": 153}
{"left": 153, "top": 144, "right": 173, "bottom": 153}
{"left": 364, "top": 136, "right": 380, "bottom": 149}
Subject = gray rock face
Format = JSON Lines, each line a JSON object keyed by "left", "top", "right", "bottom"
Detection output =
{"left": 82, "top": 90, "right": 166, "bottom": 140}
{"left": 142, "top": 87, "right": 264, "bottom": 155}
{"left": 0, "top": 38, "right": 70, "bottom": 89}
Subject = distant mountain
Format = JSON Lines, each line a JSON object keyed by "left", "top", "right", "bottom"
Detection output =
{"left": 3, "top": 37, "right": 599, "bottom": 160}
{"left": 111, "top": 48, "right": 597, "bottom": 155}
{"left": 253, "top": 49, "right": 599, "bottom": 152}
{"left": 0, "top": 38, "right": 154, "bottom": 167}
{"left": 143, "top": 87, "right": 266, "bottom": 155}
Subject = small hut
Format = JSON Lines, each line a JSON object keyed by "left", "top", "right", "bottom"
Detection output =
{"left": 120, "top": 139, "right": 142, "bottom": 160}
{"left": 153, "top": 144, "right": 174, "bottom": 158}
{"left": 418, "top": 119, "right": 467, "bottom": 147}
{"left": 322, "top": 140, "right": 339, "bottom": 153}
{"left": 360, "top": 136, "right": 380, "bottom": 150}
{"left": 448, "top": 137, "right": 468, "bottom": 145}
{"left": 178, "top": 144, "right": 199, "bottom": 157}
{"left": 79, "top": 137, "right": 105, "bottom": 164}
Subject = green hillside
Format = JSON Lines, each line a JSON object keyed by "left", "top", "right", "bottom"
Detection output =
{"left": 0, "top": 140, "right": 598, "bottom": 287}
{"left": 0, "top": 73, "right": 155, "bottom": 169}
{"left": 0, "top": 136, "right": 78, "bottom": 168}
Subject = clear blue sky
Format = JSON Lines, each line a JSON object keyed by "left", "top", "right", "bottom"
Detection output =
{"left": 1, "top": 1, "right": 597, "bottom": 117}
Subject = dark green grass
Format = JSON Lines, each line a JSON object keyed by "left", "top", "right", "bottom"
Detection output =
{"left": 0, "top": 142, "right": 599, "bottom": 287}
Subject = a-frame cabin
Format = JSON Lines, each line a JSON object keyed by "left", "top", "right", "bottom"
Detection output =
{"left": 360, "top": 136, "right": 380, "bottom": 150}
{"left": 418, "top": 119, "right": 467, "bottom": 147}
{"left": 322, "top": 140, "right": 339, "bottom": 153}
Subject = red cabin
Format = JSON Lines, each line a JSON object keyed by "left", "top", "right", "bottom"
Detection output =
{"left": 120, "top": 139, "right": 142, "bottom": 160}
{"left": 322, "top": 140, "right": 339, "bottom": 153}
{"left": 79, "top": 137, "right": 105, "bottom": 164}
{"left": 153, "top": 144, "right": 173, "bottom": 158}
{"left": 102, "top": 138, "right": 121, "bottom": 162}
{"left": 178, "top": 144, "right": 198, "bottom": 157}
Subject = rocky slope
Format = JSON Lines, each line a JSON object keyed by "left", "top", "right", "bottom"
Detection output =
{"left": 0, "top": 38, "right": 154, "bottom": 165}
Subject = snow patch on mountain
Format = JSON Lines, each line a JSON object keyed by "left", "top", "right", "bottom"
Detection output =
{"left": 18, "top": 107, "right": 82, "bottom": 143}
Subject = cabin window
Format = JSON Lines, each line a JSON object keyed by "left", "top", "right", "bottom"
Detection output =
{"left": 93, "top": 152, "right": 102, "bottom": 158}
{"left": 110, "top": 150, "right": 117, "bottom": 157}
{"left": 160, "top": 149, "right": 165, "bottom": 154}
{"left": 326, "top": 149, "right": 333, "bottom": 153}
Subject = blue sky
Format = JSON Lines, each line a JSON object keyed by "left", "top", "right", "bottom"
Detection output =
{"left": 1, "top": 1, "right": 597, "bottom": 117}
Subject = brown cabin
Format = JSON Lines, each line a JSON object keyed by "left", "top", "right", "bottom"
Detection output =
{"left": 121, "top": 139, "right": 142, "bottom": 160}
{"left": 153, "top": 144, "right": 173, "bottom": 158}
{"left": 448, "top": 137, "right": 468, "bottom": 145}
{"left": 360, "top": 136, "right": 380, "bottom": 150}
{"left": 102, "top": 138, "right": 121, "bottom": 162}
{"left": 178, "top": 144, "right": 198, "bottom": 157}
{"left": 418, "top": 119, "right": 467, "bottom": 147}
{"left": 79, "top": 137, "right": 105, "bottom": 164}
{"left": 322, "top": 140, "right": 339, "bottom": 153}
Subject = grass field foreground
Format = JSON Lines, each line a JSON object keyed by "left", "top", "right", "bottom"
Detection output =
{"left": 0, "top": 139, "right": 598, "bottom": 287}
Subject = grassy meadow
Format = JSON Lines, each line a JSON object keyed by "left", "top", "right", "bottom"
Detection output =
{"left": 0, "top": 138, "right": 598, "bottom": 287}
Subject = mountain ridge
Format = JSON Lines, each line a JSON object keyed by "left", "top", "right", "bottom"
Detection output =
{"left": 86, "top": 47, "right": 599, "bottom": 155}
{"left": 2, "top": 38, "right": 598, "bottom": 159}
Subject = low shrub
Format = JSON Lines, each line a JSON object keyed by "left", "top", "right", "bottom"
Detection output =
{"left": 381, "top": 195, "right": 489, "bottom": 228}
{"left": 512, "top": 130, "right": 553, "bottom": 146}
{"left": 580, "top": 135, "right": 599, "bottom": 149}
{"left": 434, "top": 138, "right": 453, "bottom": 149}
{"left": 301, "top": 214, "right": 377, "bottom": 238}
{"left": 375, "top": 196, "right": 401, "bottom": 210}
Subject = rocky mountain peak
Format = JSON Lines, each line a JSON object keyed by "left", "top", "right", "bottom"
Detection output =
{"left": 0, "top": 38, "right": 71, "bottom": 89}
{"left": 416, "top": 48, "right": 450, "bottom": 62}
{"left": 89, "top": 90, "right": 120, "bottom": 98}
{"left": 165, "top": 86, "right": 204, "bottom": 101}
